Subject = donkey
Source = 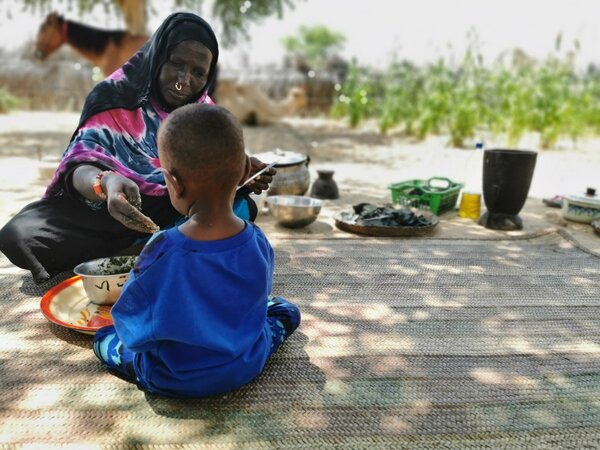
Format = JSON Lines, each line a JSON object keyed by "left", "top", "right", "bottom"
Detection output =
{"left": 35, "top": 12, "right": 148, "bottom": 77}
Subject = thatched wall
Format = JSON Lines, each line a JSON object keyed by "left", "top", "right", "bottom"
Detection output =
{"left": 0, "top": 45, "right": 344, "bottom": 115}
{"left": 0, "top": 45, "right": 95, "bottom": 112}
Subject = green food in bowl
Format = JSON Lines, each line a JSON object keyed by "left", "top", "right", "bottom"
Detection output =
{"left": 94, "top": 256, "right": 137, "bottom": 275}
{"left": 73, "top": 255, "right": 138, "bottom": 305}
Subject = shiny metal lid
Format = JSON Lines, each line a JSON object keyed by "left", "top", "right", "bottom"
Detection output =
{"left": 250, "top": 148, "right": 308, "bottom": 167}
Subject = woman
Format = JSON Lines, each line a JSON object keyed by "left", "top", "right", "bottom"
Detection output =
{"left": 0, "top": 12, "right": 274, "bottom": 284}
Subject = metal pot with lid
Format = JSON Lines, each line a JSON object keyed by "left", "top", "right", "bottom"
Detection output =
{"left": 251, "top": 148, "right": 310, "bottom": 196}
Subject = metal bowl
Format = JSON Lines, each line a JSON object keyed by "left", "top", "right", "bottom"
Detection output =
{"left": 267, "top": 195, "right": 323, "bottom": 228}
{"left": 73, "top": 255, "right": 137, "bottom": 305}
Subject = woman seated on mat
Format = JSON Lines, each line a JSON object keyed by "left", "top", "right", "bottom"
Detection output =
{"left": 0, "top": 12, "right": 275, "bottom": 284}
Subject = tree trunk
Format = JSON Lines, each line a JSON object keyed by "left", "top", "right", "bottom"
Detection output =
{"left": 114, "top": 0, "right": 148, "bottom": 36}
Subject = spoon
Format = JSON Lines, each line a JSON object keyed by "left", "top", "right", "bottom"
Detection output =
{"left": 237, "top": 161, "right": 279, "bottom": 191}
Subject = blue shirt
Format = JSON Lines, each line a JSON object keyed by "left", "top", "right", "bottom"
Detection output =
{"left": 110, "top": 222, "right": 275, "bottom": 397}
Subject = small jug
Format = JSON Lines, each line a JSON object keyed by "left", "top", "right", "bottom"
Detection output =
{"left": 310, "top": 170, "right": 339, "bottom": 200}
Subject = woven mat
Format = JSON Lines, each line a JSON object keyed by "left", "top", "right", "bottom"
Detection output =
{"left": 1, "top": 232, "right": 600, "bottom": 449}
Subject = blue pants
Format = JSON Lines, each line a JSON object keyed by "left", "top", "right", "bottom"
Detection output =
{"left": 93, "top": 296, "right": 301, "bottom": 384}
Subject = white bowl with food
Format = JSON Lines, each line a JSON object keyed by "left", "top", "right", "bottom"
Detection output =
{"left": 73, "top": 255, "right": 137, "bottom": 305}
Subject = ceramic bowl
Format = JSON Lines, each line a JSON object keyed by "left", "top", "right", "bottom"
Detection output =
{"left": 267, "top": 195, "right": 323, "bottom": 228}
{"left": 73, "top": 255, "right": 137, "bottom": 305}
{"left": 561, "top": 195, "right": 600, "bottom": 223}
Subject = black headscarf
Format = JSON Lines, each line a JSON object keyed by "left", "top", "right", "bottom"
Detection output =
{"left": 76, "top": 12, "right": 219, "bottom": 130}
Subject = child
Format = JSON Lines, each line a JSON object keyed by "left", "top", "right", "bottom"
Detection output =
{"left": 92, "top": 104, "right": 301, "bottom": 397}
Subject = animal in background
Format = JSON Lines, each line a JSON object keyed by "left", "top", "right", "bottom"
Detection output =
{"left": 35, "top": 12, "right": 148, "bottom": 77}
{"left": 214, "top": 81, "right": 307, "bottom": 126}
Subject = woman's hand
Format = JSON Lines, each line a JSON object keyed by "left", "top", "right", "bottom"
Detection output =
{"left": 103, "top": 174, "right": 159, "bottom": 234}
{"left": 72, "top": 165, "right": 157, "bottom": 233}
{"left": 245, "top": 156, "right": 277, "bottom": 195}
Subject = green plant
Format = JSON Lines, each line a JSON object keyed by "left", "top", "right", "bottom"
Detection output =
{"left": 489, "top": 65, "right": 535, "bottom": 145}
{"left": 7, "top": 0, "right": 303, "bottom": 46}
{"left": 0, "top": 88, "right": 22, "bottom": 113}
{"left": 378, "top": 61, "right": 423, "bottom": 135}
{"left": 330, "top": 33, "right": 600, "bottom": 148}
{"left": 584, "top": 68, "right": 600, "bottom": 134}
{"left": 416, "top": 59, "right": 453, "bottom": 139}
{"left": 331, "top": 64, "right": 380, "bottom": 127}
{"left": 528, "top": 59, "right": 567, "bottom": 147}
{"left": 445, "top": 37, "right": 488, "bottom": 147}
{"left": 281, "top": 25, "right": 345, "bottom": 70}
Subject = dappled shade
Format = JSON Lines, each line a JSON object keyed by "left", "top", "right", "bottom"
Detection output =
{"left": 1, "top": 231, "right": 600, "bottom": 446}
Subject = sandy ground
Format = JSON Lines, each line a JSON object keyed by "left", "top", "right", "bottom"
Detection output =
{"left": 0, "top": 111, "right": 599, "bottom": 262}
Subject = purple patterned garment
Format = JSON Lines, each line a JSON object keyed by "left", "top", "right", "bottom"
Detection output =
{"left": 43, "top": 12, "right": 219, "bottom": 200}
{"left": 44, "top": 92, "right": 213, "bottom": 199}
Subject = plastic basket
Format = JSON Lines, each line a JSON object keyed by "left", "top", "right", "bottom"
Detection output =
{"left": 388, "top": 177, "right": 463, "bottom": 215}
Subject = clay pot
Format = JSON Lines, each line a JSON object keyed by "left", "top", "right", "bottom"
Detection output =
{"left": 310, "top": 170, "right": 339, "bottom": 199}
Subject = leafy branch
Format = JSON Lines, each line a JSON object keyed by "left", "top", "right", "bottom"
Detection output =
{"left": 2, "top": 0, "right": 302, "bottom": 46}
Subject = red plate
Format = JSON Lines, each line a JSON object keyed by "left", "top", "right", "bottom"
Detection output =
{"left": 40, "top": 275, "right": 114, "bottom": 335}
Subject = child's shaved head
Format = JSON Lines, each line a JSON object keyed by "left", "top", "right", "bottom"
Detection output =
{"left": 158, "top": 104, "right": 246, "bottom": 189}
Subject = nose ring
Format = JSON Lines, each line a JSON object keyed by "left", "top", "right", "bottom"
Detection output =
{"left": 175, "top": 82, "right": 182, "bottom": 91}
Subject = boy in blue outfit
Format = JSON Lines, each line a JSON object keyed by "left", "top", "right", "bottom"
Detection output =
{"left": 93, "top": 104, "right": 301, "bottom": 397}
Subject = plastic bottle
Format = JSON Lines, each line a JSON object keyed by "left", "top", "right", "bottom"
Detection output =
{"left": 458, "top": 142, "right": 484, "bottom": 219}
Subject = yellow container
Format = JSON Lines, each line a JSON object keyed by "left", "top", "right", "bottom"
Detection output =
{"left": 458, "top": 192, "right": 481, "bottom": 219}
